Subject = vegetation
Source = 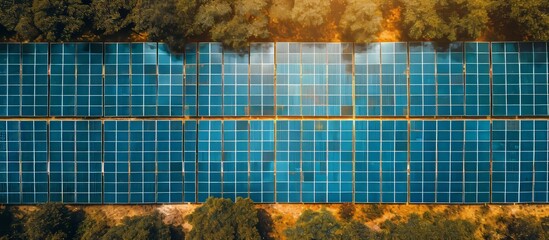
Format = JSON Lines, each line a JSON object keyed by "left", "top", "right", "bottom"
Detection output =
{"left": 381, "top": 212, "right": 477, "bottom": 240}
{"left": 497, "top": 215, "right": 547, "bottom": 240}
{"left": 24, "top": 203, "right": 82, "bottom": 240}
{"left": 0, "top": 0, "right": 547, "bottom": 50}
{"left": 186, "top": 197, "right": 260, "bottom": 240}
{"left": 338, "top": 203, "right": 355, "bottom": 221}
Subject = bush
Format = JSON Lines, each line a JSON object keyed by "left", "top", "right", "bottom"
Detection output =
{"left": 101, "top": 212, "right": 171, "bottom": 240}
{"left": 498, "top": 215, "right": 545, "bottom": 240}
{"left": 338, "top": 203, "right": 355, "bottom": 221}
{"left": 362, "top": 204, "right": 384, "bottom": 221}
{"left": 24, "top": 203, "right": 82, "bottom": 240}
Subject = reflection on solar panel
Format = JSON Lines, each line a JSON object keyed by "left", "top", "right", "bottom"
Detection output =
{"left": 0, "top": 42, "right": 548, "bottom": 204}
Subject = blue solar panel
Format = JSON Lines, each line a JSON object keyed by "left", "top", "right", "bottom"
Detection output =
{"left": 156, "top": 121, "right": 183, "bottom": 203}
{"left": 0, "top": 44, "right": 21, "bottom": 116}
{"left": 104, "top": 121, "right": 130, "bottom": 203}
{"left": 50, "top": 44, "right": 77, "bottom": 116}
{"left": 355, "top": 121, "right": 381, "bottom": 202}
{"left": 355, "top": 43, "right": 381, "bottom": 116}
{"left": 197, "top": 120, "right": 222, "bottom": 201}
{"left": 198, "top": 43, "right": 223, "bottom": 116}
{"left": 21, "top": 43, "right": 48, "bottom": 116}
{"left": 129, "top": 121, "right": 156, "bottom": 203}
{"left": 381, "top": 42, "right": 408, "bottom": 116}
{"left": 326, "top": 120, "right": 353, "bottom": 202}
{"left": 301, "top": 44, "right": 327, "bottom": 116}
{"left": 276, "top": 43, "right": 301, "bottom": 116}
{"left": 223, "top": 51, "right": 249, "bottom": 116}
{"left": 327, "top": 43, "right": 353, "bottom": 116}
{"left": 131, "top": 43, "right": 158, "bottom": 116}
{"left": 158, "top": 44, "right": 184, "bottom": 116}
{"left": 250, "top": 43, "right": 275, "bottom": 116}
{"left": 223, "top": 121, "right": 249, "bottom": 201}
{"left": 465, "top": 42, "right": 490, "bottom": 116}
{"left": 250, "top": 121, "right": 275, "bottom": 202}
{"left": 184, "top": 43, "right": 198, "bottom": 116}
{"left": 275, "top": 120, "right": 301, "bottom": 202}
{"left": 104, "top": 43, "right": 131, "bottom": 116}
{"left": 380, "top": 121, "right": 408, "bottom": 203}
{"left": 410, "top": 42, "right": 436, "bottom": 116}
{"left": 464, "top": 121, "right": 490, "bottom": 203}
{"left": 436, "top": 43, "right": 464, "bottom": 116}
{"left": 184, "top": 120, "right": 197, "bottom": 202}
{"left": 20, "top": 121, "right": 48, "bottom": 203}
{"left": 75, "top": 43, "right": 103, "bottom": 116}
{"left": 0, "top": 121, "right": 20, "bottom": 203}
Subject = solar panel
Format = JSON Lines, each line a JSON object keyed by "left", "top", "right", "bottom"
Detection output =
{"left": 222, "top": 121, "right": 249, "bottom": 201}
{"left": 355, "top": 43, "right": 381, "bottom": 116}
{"left": 436, "top": 43, "right": 465, "bottom": 116}
{"left": 464, "top": 121, "right": 490, "bottom": 203}
{"left": 380, "top": 42, "right": 408, "bottom": 116}
{"left": 0, "top": 44, "right": 21, "bottom": 116}
{"left": 223, "top": 50, "right": 249, "bottom": 116}
{"left": 158, "top": 44, "right": 184, "bottom": 116}
{"left": 20, "top": 121, "right": 48, "bottom": 203}
{"left": 129, "top": 121, "right": 156, "bottom": 203}
{"left": 276, "top": 43, "right": 301, "bottom": 116}
{"left": 104, "top": 121, "right": 130, "bottom": 203}
{"left": 250, "top": 120, "right": 275, "bottom": 202}
{"left": 197, "top": 120, "right": 222, "bottom": 201}
{"left": 275, "top": 120, "right": 301, "bottom": 202}
{"left": 355, "top": 121, "right": 381, "bottom": 202}
{"left": 380, "top": 121, "right": 408, "bottom": 203}
{"left": 410, "top": 42, "right": 436, "bottom": 116}
{"left": 156, "top": 121, "right": 183, "bottom": 203}
{"left": 131, "top": 43, "right": 158, "bottom": 116}
{"left": 327, "top": 43, "right": 353, "bottom": 116}
{"left": 465, "top": 42, "right": 490, "bottom": 116}
{"left": 75, "top": 43, "right": 103, "bottom": 116}
{"left": 50, "top": 43, "right": 77, "bottom": 116}
{"left": 184, "top": 43, "right": 198, "bottom": 116}
{"left": 250, "top": 43, "right": 275, "bottom": 116}
{"left": 184, "top": 120, "right": 197, "bottom": 202}
{"left": 198, "top": 43, "right": 223, "bottom": 116}
{"left": 104, "top": 43, "right": 131, "bottom": 116}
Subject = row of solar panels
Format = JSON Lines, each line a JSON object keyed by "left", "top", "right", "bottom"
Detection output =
{"left": 1, "top": 120, "right": 547, "bottom": 204}
{"left": 0, "top": 42, "right": 547, "bottom": 117}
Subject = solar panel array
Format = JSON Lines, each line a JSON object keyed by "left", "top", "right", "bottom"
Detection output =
{"left": 0, "top": 42, "right": 548, "bottom": 204}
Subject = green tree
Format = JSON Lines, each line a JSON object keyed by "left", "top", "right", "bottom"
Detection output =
{"left": 499, "top": 215, "right": 546, "bottom": 240}
{"left": 24, "top": 203, "right": 80, "bottom": 240}
{"left": 101, "top": 212, "right": 171, "bottom": 240}
{"left": 339, "top": 0, "right": 383, "bottom": 43}
{"left": 490, "top": 0, "right": 549, "bottom": 41}
{"left": 187, "top": 197, "right": 260, "bottom": 240}
{"left": 339, "top": 220, "right": 375, "bottom": 239}
{"left": 184, "top": 0, "right": 270, "bottom": 50}
{"left": 0, "top": 0, "right": 36, "bottom": 40}
{"left": 77, "top": 211, "right": 110, "bottom": 240}
{"left": 402, "top": 0, "right": 489, "bottom": 41}
{"left": 291, "top": 0, "right": 331, "bottom": 29}
{"left": 383, "top": 212, "right": 476, "bottom": 240}
{"left": 91, "top": 0, "right": 136, "bottom": 36}
{"left": 32, "top": 0, "right": 91, "bottom": 41}
{"left": 133, "top": 0, "right": 189, "bottom": 52}
{"left": 284, "top": 208, "right": 341, "bottom": 240}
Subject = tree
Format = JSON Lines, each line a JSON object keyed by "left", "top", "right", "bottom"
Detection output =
{"left": 490, "top": 0, "right": 549, "bottom": 41}
{"left": 0, "top": 0, "right": 36, "bottom": 40}
{"left": 133, "top": 0, "right": 189, "bottom": 52}
{"left": 291, "top": 0, "right": 331, "bottom": 29}
{"left": 32, "top": 0, "right": 91, "bottom": 41}
{"left": 187, "top": 197, "right": 260, "bottom": 240}
{"left": 284, "top": 208, "right": 341, "bottom": 240}
{"left": 184, "top": 0, "right": 270, "bottom": 50}
{"left": 101, "top": 212, "right": 171, "bottom": 240}
{"left": 402, "top": 0, "right": 489, "bottom": 41}
{"left": 338, "top": 203, "right": 355, "bottom": 221}
{"left": 339, "top": 220, "right": 375, "bottom": 240}
{"left": 382, "top": 212, "right": 476, "bottom": 240}
{"left": 339, "top": 0, "right": 383, "bottom": 43}
{"left": 24, "top": 203, "right": 80, "bottom": 240}
{"left": 499, "top": 215, "right": 545, "bottom": 240}
{"left": 91, "top": 0, "right": 136, "bottom": 36}
{"left": 77, "top": 211, "right": 110, "bottom": 240}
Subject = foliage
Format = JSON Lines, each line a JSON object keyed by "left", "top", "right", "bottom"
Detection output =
{"left": 31, "top": 0, "right": 91, "bottom": 41}
{"left": 339, "top": 0, "right": 383, "bottom": 43}
{"left": 0, "top": 0, "right": 36, "bottom": 40}
{"left": 101, "top": 212, "right": 171, "bottom": 240}
{"left": 381, "top": 212, "right": 476, "bottom": 240}
{"left": 362, "top": 204, "right": 384, "bottom": 221}
{"left": 402, "top": 0, "right": 490, "bottom": 41}
{"left": 291, "top": 0, "right": 331, "bottom": 29}
{"left": 338, "top": 203, "right": 355, "bottom": 221}
{"left": 284, "top": 208, "right": 341, "bottom": 240}
{"left": 339, "top": 220, "right": 376, "bottom": 239}
{"left": 187, "top": 197, "right": 260, "bottom": 240}
{"left": 77, "top": 211, "right": 110, "bottom": 240}
{"left": 91, "top": 0, "right": 136, "bottom": 36}
{"left": 133, "top": 0, "right": 189, "bottom": 52}
{"left": 498, "top": 215, "right": 546, "bottom": 240}
{"left": 256, "top": 209, "right": 275, "bottom": 240}
{"left": 24, "top": 203, "right": 81, "bottom": 240}
{"left": 490, "top": 0, "right": 549, "bottom": 41}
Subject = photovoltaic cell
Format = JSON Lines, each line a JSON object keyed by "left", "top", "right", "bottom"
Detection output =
{"left": 0, "top": 44, "right": 21, "bottom": 116}
{"left": 301, "top": 44, "right": 327, "bottom": 116}
{"left": 198, "top": 120, "right": 222, "bottom": 201}
{"left": 380, "top": 121, "right": 408, "bottom": 203}
{"left": 276, "top": 43, "right": 301, "bottom": 116}
{"left": 465, "top": 42, "right": 491, "bottom": 116}
{"left": 410, "top": 121, "right": 437, "bottom": 203}
{"left": 131, "top": 43, "right": 158, "bottom": 116}
{"left": 104, "top": 121, "right": 130, "bottom": 203}
{"left": 184, "top": 120, "right": 197, "bottom": 202}
{"left": 129, "top": 121, "right": 156, "bottom": 203}
{"left": 464, "top": 121, "right": 490, "bottom": 203}
{"left": 75, "top": 43, "right": 103, "bottom": 116}
{"left": 355, "top": 121, "right": 381, "bottom": 202}
{"left": 326, "top": 120, "right": 353, "bottom": 202}
{"left": 0, "top": 121, "right": 20, "bottom": 203}
{"left": 158, "top": 44, "right": 184, "bottom": 116}
{"left": 327, "top": 43, "right": 353, "bottom": 116}
{"left": 49, "top": 121, "right": 77, "bottom": 202}
{"left": 250, "top": 121, "right": 275, "bottom": 202}
{"left": 223, "top": 51, "right": 249, "bottom": 116}
{"left": 184, "top": 43, "right": 198, "bottom": 116}
{"left": 50, "top": 44, "right": 77, "bottom": 116}
{"left": 436, "top": 43, "right": 464, "bottom": 116}
{"left": 104, "top": 43, "right": 131, "bottom": 116}
{"left": 355, "top": 43, "right": 381, "bottom": 116}
{"left": 381, "top": 42, "right": 408, "bottom": 116}
{"left": 198, "top": 43, "right": 223, "bottom": 116}
{"left": 250, "top": 43, "right": 275, "bottom": 116}
{"left": 20, "top": 121, "right": 48, "bottom": 203}
{"left": 223, "top": 120, "right": 249, "bottom": 201}
{"left": 410, "top": 42, "right": 436, "bottom": 116}
{"left": 275, "top": 121, "right": 301, "bottom": 202}
{"left": 21, "top": 43, "right": 48, "bottom": 116}
{"left": 156, "top": 121, "right": 183, "bottom": 203}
